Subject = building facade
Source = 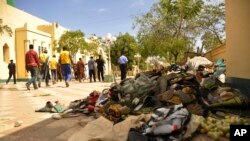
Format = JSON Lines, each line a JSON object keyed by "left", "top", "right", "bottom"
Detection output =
{"left": 225, "top": 0, "right": 250, "bottom": 96}
{"left": 0, "top": 0, "right": 68, "bottom": 82}
{"left": 204, "top": 43, "right": 226, "bottom": 62}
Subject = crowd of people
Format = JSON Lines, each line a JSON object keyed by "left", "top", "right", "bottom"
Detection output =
{"left": 21, "top": 44, "right": 107, "bottom": 90}
{"left": 6, "top": 46, "right": 226, "bottom": 91}
{"left": 5, "top": 44, "right": 131, "bottom": 89}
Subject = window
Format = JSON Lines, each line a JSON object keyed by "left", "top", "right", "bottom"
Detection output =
{"left": 3, "top": 43, "right": 9, "bottom": 63}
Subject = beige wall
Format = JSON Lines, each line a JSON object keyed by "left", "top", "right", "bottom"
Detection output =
{"left": 205, "top": 44, "right": 226, "bottom": 63}
{"left": 0, "top": 0, "right": 68, "bottom": 81}
{"left": 15, "top": 26, "right": 52, "bottom": 79}
{"left": 15, "top": 28, "right": 27, "bottom": 79}
{"left": 226, "top": 0, "right": 250, "bottom": 79}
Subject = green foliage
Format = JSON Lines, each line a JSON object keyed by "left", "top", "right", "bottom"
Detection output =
{"left": 134, "top": 0, "right": 225, "bottom": 63}
{"left": 110, "top": 33, "right": 139, "bottom": 70}
{"left": 87, "top": 35, "right": 102, "bottom": 57}
{"left": 201, "top": 31, "right": 222, "bottom": 51}
{"left": 197, "top": 2, "right": 225, "bottom": 51}
{"left": 134, "top": 0, "right": 204, "bottom": 63}
{"left": 167, "top": 38, "right": 188, "bottom": 63}
{"left": 0, "top": 19, "right": 12, "bottom": 37}
{"left": 58, "top": 30, "right": 88, "bottom": 58}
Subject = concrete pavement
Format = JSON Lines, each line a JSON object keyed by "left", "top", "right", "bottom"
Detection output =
{"left": 0, "top": 80, "right": 113, "bottom": 141}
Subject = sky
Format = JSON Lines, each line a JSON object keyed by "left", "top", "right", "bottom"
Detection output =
{"left": 14, "top": 0, "right": 156, "bottom": 38}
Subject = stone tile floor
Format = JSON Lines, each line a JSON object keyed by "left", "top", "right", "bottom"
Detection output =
{"left": 0, "top": 80, "right": 112, "bottom": 141}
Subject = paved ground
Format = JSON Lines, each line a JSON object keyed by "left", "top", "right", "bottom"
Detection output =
{"left": 0, "top": 80, "right": 113, "bottom": 141}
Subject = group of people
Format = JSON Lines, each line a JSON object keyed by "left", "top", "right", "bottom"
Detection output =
{"left": 71, "top": 55, "right": 106, "bottom": 83}
{"left": 6, "top": 45, "right": 129, "bottom": 89}
{"left": 23, "top": 44, "right": 108, "bottom": 90}
{"left": 86, "top": 55, "right": 106, "bottom": 83}
{"left": 24, "top": 45, "right": 73, "bottom": 90}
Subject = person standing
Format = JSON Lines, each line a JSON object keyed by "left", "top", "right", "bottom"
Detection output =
{"left": 59, "top": 46, "right": 73, "bottom": 87}
{"left": 118, "top": 52, "right": 128, "bottom": 80}
{"left": 77, "top": 58, "right": 85, "bottom": 82}
{"left": 88, "top": 56, "right": 96, "bottom": 83}
{"left": 25, "top": 44, "right": 40, "bottom": 90}
{"left": 6, "top": 59, "right": 16, "bottom": 84}
{"left": 95, "top": 55, "right": 105, "bottom": 82}
{"left": 38, "top": 49, "right": 50, "bottom": 87}
{"left": 56, "top": 62, "right": 62, "bottom": 82}
{"left": 50, "top": 55, "right": 57, "bottom": 84}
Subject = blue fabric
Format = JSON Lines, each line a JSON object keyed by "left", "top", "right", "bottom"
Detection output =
{"left": 215, "top": 59, "right": 226, "bottom": 68}
{"left": 118, "top": 55, "right": 128, "bottom": 64}
{"left": 27, "top": 67, "right": 39, "bottom": 88}
{"left": 61, "top": 64, "right": 72, "bottom": 81}
{"left": 214, "top": 59, "right": 226, "bottom": 76}
{"left": 88, "top": 59, "right": 95, "bottom": 70}
{"left": 51, "top": 70, "right": 56, "bottom": 81}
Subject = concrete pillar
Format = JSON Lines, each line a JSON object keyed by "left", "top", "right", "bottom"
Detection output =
{"left": 226, "top": 0, "right": 250, "bottom": 95}
{"left": 33, "top": 39, "right": 38, "bottom": 52}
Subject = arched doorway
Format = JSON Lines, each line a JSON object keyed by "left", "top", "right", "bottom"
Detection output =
{"left": 3, "top": 43, "right": 9, "bottom": 63}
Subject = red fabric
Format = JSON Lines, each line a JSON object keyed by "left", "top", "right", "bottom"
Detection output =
{"left": 25, "top": 50, "right": 40, "bottom": 67}
{"left": 87, "top": 95, "right": 99, "bottom": 105}
{"left": 87, "top": 105, "right": 95, "bottom": 112}
{"left": 77, "top": 60, "right": 85, "bottom": 79}
{"left": 172, "top": 124, "right": 178, "bottom": 131}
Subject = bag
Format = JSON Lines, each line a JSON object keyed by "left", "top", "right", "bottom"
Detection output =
{"left": 143, "top": 104, "right": 190, "bottom": 136}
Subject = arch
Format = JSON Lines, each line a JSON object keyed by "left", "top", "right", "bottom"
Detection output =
{"left": 3, "top": 43, "right": 10, "bottom": 63}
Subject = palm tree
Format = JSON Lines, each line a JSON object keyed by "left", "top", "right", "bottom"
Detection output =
{"left": 0, "top": 19, "right": 12, "bottom": 37}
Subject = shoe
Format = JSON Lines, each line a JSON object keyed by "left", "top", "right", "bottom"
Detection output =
{"left": 66, "top": 82, "right": 69, "bottom": 87}
{"left": 25, "top": 83, "right": 30, "bottom": 90}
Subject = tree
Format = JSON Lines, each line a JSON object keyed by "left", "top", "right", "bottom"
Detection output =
{"left": 201, "top": 31, "right": 222, "bottom": 51}
{"left": 134, "top": 0, "right": 203, "bottom": 63}
{"left": 58, "top": 30, "right": 88, "bottom": 60}
{"left": 110, "top": 33, "right": 139, "bottom": 70}
{"left": 0, "top": 19, "right": 12, "bottom": 37}
{"left": 87, "top": 35, "right": 101, "bottom": 58}
{"left": 197, "top": 1, "right": 225, "bottom": 51}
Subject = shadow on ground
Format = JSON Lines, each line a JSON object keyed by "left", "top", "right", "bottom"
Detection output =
{"left": 0, "top": 115, "right": 92, "bottom": 141}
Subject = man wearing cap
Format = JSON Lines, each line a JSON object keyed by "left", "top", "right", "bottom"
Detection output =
{"left": 6, "top": 59, "right": 16, "bottom": 84}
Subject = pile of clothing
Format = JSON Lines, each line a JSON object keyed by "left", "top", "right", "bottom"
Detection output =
{"left": 64, "top": 58, "right": 250, "bottom": 141}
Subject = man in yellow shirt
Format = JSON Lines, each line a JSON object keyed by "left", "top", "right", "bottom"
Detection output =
{"left": 50, "top": 55, "right": 57, "bottom": 84}
{"left": 59, "top": 47, "right": 73, "bottom": 87}
{"left": 38, "top": 49, "right": 50, "bottom": 87}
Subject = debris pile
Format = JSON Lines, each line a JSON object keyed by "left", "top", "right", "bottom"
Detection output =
{"left": 36, "top": 57, "right": 250, "bottom": 141}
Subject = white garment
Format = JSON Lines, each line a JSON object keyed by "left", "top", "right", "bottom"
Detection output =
{"left": 218, "top": 73, "right": 226, "bottom": 83}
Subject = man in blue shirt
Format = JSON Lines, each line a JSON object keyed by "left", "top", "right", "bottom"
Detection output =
{"left": 118, "top": 52, "right": 128, "bottom": 80}
{"left": 88, "top": 56, "right": 96, "bottom": 82}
